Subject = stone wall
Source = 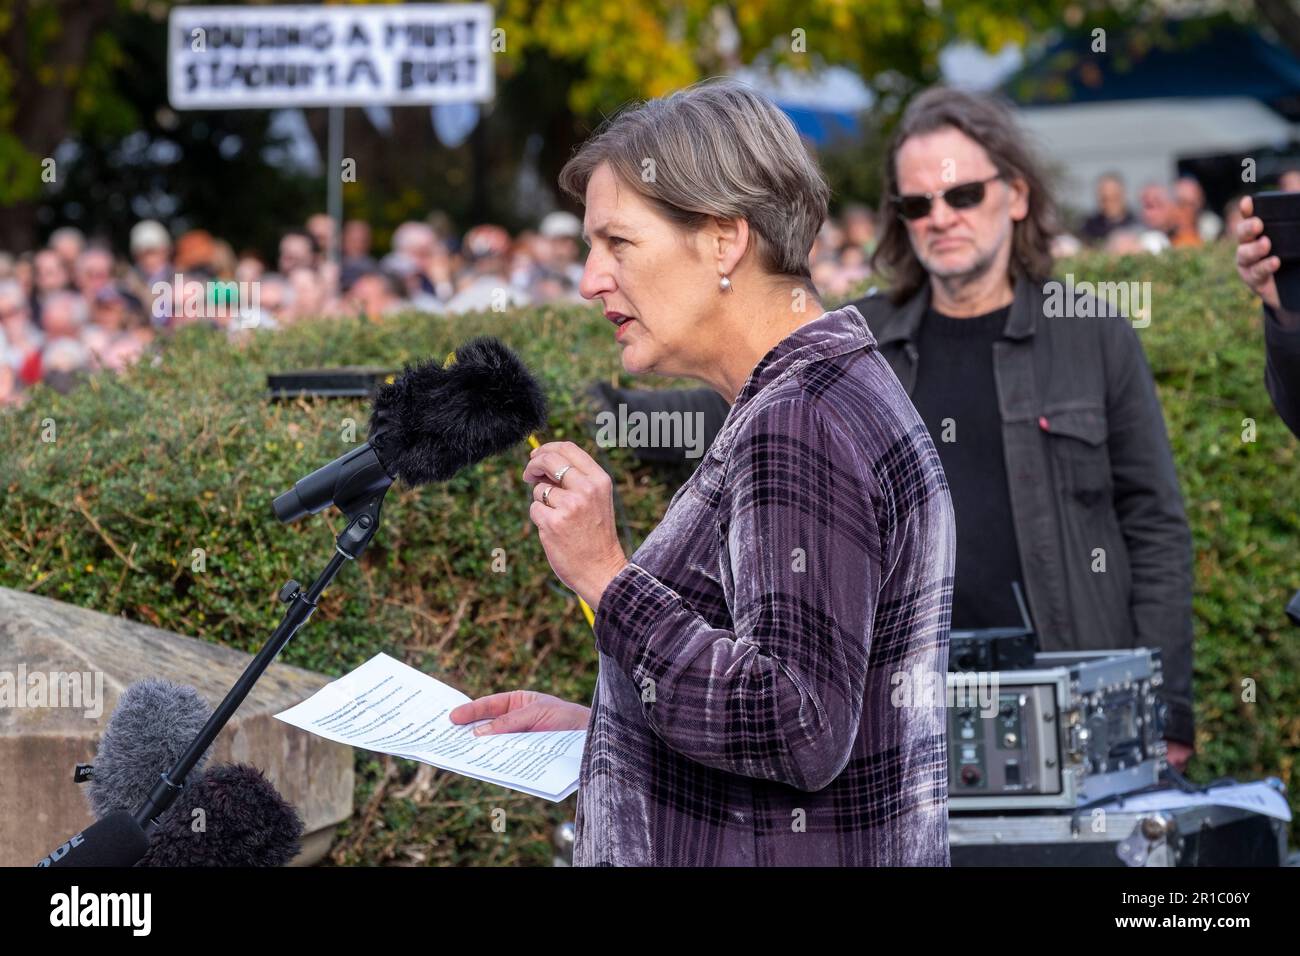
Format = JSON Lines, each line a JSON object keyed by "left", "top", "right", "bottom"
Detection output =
{"left": 0, "top": 587, "right": 353, "bottom": 866}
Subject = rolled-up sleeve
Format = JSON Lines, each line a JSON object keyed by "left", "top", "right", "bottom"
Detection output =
{"left": 593, "top": 397, "right": 883, "bottom": 791}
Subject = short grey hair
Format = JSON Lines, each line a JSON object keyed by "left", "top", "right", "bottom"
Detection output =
{"left": 392, "top": 221, "right": 436, "bottom": 254}
{"left": 559, "top": 79, "right": 829, "bottom": 280}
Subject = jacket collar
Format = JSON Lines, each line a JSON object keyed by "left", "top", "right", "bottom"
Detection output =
{"left": 731, "top": 304, "right": 877, "bottom": 410}
{"left": 872, "top": 274, "right": 1043, "bottom": 346}
{"left": 702, "top": 305, "right": 875, "bottom": 463}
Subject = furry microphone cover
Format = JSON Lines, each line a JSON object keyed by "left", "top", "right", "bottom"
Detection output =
{"left": 138, "top": 763, "right": 304, "bottom": 867}
{"left": 367, "top": 336, "right": 548, "bottom": 486}
{"left": 85, "top": 678, "right": 214, "bottom": 820}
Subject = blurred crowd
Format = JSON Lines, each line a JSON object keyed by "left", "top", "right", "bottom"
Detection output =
{"left": 1051, "top": 168, "right": 1290, "bottom": 258}
{"left": 0, "top": 164, "right": 1286, "bottom": 409}
{"left": 0, "top": 209, "right": 589, "bottom": 407}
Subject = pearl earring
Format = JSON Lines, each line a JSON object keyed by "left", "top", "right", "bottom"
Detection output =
{"left": 719, "top": 275, "right": 732, "bottom": 291}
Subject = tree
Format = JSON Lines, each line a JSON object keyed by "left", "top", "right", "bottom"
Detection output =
{"left": 4, "top": 0, "right": 1296, "bottom": 253}
{"left": 0, "top": 0, "right": 117, "bottom": 250}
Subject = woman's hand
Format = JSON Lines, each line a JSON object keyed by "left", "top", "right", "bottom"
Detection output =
{"left": 524, "top": 440, "right": 628, "bottom": 611}
{"left": 449, "top": 690, "right": 591, "bottom": 735}
{"left": 1237, "top": 195, "right": 1289, "bottom": 318}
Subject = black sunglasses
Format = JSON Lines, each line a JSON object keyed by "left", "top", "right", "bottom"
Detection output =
{"left": 891, "top": 174, "right": 1003, "bottom": 221}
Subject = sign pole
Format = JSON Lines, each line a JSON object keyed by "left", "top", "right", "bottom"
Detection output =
{"left": 327, "top": 105, "right": 344, "bottom": 271}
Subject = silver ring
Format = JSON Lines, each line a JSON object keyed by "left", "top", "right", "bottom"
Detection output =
{"left": 541, "top": 485, "right": 552, "bottom": 507}
{"left": 553, "top": 464, "right": 572, "bottom": 485}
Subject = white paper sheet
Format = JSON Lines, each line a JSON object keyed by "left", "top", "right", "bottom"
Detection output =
{"left": 1093, "top": 779, "right": 1292, "bottom": 822}
{"left": 275, "top": 652, "right": 584, "bottom": 802}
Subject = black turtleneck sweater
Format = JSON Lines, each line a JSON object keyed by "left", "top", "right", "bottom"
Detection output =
{"left": 910, "top": 304, "right": 1027, "bottom": 630}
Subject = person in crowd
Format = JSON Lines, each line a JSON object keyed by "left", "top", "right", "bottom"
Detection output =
{"left": 1103, "top": 227, "right": 1148, "bottom": 256}
{"left": 0, "top": 280, "right": 43, "bottom": 378}
{"left": 175, "top": 229, "right": 219, "bottom": 277}
{"left": 1080, "top": 172, "right": 1138, "bottom": 244}
{"left": 80, "top": 286, "right": 149, "bottom": 372}
{"left": 285, "top": 266, "right": 331, "bottom": 321}
{"left": 24, "top": 291, "right": 90, "bottom": 390}
{"left": 277, "top": 230, "right": 317, "bottom": 276}
{"left": 306, "top": 213, "right": 336, "bottom": 264}
{"left": 535, "top": 211, "right": 586, "bottom": 289}
{"left": 32, "top": 248, "right": 72, "bottom": 324}
{"left": 129, "top": 220, "right": 172, "bottom": 287}
{"left": 340, "top": 219, "right": 377, "bottom": 290}
{"left": 527, "top": 270, "right": 578, "bottom": 305}
{"left": 849, "top": 87, "right": 1195, "bottom": 771}
{"left": 235, "top": 254, "right": 265, "bottom": 286}
{"left": 841, "top": 202, "right": 878, "bottom": 256}
{"left": 509, "top": 229, "right": 543, "bottom": 291}
{"left": 48, "top": 226, "right": 86, "bottom": 273}
{"left": 13, "top": 252, "right": 34, "bottom": 300}
{"left": 345, "top": 269, "right": 404, "bottom": 322}
{"left": 392, "top": 220, "right": 458, "bottom": 302}
{"left": 166, "top": 277, "right": 215, "bottom": 330}
{"left": 127, "top": 220, "right": 174, "bottom": 325}
{"left": 1170, "top": 176, "right": 1221, "bottom": 248}
{"left": 377, "top": 252, "right": 443, "bottom": 313}
{"left": 341, "top": 219, "right": 371, "bottom": 260}
{"left": 74, "top": 248, "right": 115, "bottom": 308}
{"left": 243, "top": 273, "right": 292, "bottom": 331}
{"left": 1138, "top": 183, "right": 1174, "bottom": 253}
{"left": 34, "top": 249, "right": 70, "bottom": 293}
{"left": 40, "top": 337, "right": 92, "bottom": 394}
{"left": 39, "top": 290, "right": 88, "bottom": 344}
{"left": 809, "top": 251, "right": 843, "bottom": 298}
{"left": 0, "top": 362, "right": 21, "bottom": 407}
{"left": 446, "top": 225, "right": 531, "bottom": 314}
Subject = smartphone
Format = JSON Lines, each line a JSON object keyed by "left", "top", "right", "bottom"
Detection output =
{"left": 1255, "top": 190, "right": 1300, "bottom": 311}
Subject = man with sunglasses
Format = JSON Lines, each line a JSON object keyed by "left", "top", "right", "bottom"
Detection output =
{"left": 849, "top": 88, "right": 1195, "bottom": 771}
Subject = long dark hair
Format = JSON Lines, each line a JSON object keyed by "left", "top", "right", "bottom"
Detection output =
{"left": 872, "top": 87, "right": 1060, "bottom": 303}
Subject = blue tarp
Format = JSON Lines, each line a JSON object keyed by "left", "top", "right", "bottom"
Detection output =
{"left": 1002, "top": 18, "right": 1300, "bottom": 120}
{"left": 778, "top": 103, "right": 862, "bottom": 146}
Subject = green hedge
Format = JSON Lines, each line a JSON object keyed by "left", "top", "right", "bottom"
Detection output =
{"left": 2, "top": 245, "right": 1297, "bottom": 861}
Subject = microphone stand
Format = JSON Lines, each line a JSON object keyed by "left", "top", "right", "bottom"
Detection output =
{"left": 132, "top": 491, "right": 386, "bottom": 833}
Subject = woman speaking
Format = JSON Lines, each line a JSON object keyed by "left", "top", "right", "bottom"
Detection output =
{"left": 450, "top": 80, "right": 955, "bottom": 866}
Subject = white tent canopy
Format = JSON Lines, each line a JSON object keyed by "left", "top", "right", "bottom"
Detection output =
{"left": 1014, "top": 96, "right": 1295, "bottom": 211}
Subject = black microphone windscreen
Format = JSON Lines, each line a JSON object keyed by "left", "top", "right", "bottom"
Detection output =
{"left": 87, "top": 679, "right": 213, "bottom": 820}
{"left": 139, "top": 763, "right": 304, "bottom": 867}
{"left": 38, "top": 811, "right": 150, "bottom": 867}
{"left": 368, "top": 337, "right": 548, "bottom": 487}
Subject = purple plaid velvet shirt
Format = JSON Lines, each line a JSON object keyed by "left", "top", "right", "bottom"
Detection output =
{"left": 574, "top": 305, "right": 955, "bottom": 866}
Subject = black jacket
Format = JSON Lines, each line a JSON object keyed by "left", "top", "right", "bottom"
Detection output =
{"left": 850, "top": 277, "right": 1196, "bottom": 745}
{"left": 1264, "top": 305, "right": 1300, "bottom": 438}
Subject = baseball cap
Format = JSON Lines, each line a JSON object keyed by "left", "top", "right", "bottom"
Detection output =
{"left": 539, "top": 211, "right": 582, "bottom": 239}
{"left": 129, "top": 220, "right": 171, "bottom": 255}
